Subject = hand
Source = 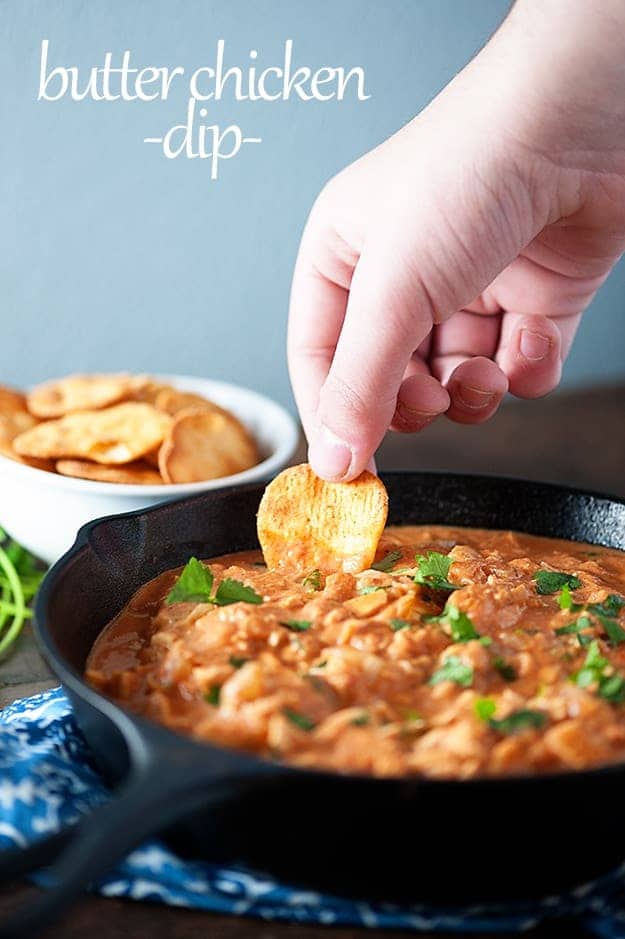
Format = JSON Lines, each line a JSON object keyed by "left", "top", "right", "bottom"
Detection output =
{"left": 288, "top": 0, "right": 625, "bottom": 480}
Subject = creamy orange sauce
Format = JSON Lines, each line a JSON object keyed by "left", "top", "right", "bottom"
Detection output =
{"left": 86, "top": 526, "right": 625, "bottom": 778}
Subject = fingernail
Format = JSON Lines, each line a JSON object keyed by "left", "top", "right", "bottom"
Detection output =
{"left": 456, "top": 385, "right": 495, "bottom": 410}
{"left": 520, "top": 329, "right": 551, "bottom": 361}
{"left": 308, "top": 424, "right": 353, "bottom": 480}
{"left": 395, "top": 402, "right": 436, "bottom": 428}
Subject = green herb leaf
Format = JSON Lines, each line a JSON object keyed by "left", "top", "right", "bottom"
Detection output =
{"left": 281, "top": 619, "right": 312, "bottom": 632}
{"left": 166, "top": 557, "right": 214, "bottom": 604}
{"left": 351, "top": 711, "right": 370, "bottom": 726}
{"left": 358, "top": 585, "right": 385, "bottom": 596}
{"left": 478, "top": 636, "right": 493, "bottom": 647}
{"left": 533, "top": 570, "right": 582, "bottom": 596}
{"left": 283, "top": 708, "right": 316, "bottom": 731}
{"left": 371, "top": 549, "right": 403, "bottom": 572}
{"left": 302, "top": 569, "right": 322, "bottom": 591}
{"left": 229, "top": 656, "right": 248, "bottom": 669}
{"left": 414, "top": 551, "right": 457, "bottom": 592}
{"left": 558, "top": 584, "right": 582, "bottom": 612}
{"left": 474, "top": 697, "right": 497, "bottom": 721}
{"left": 389, "top": 618, "right": 411, "bottom": 632}
{"left": 572, "top": 639, "right": 625, "bottom": 703}
{"left": 589, "top": 594, "right": 625, "bottom": 618}
{"left": 427, "top": 602, "right": 480, "bottom": 642}
{"left": 214, "top": 578, "right": 263, "bottom": 606}
{"left": 429, "top": 656, "right": 473, "bottom": 688}
{"left": 597, "top": 614, "right": 625, "bottom": 647}
{"left": 493, "top": 657, "right": 517, "bottom": 681}
{"left": 489, "top": 709, "right": 547, "bottom": 734}
{"left": 204, "top": 684, "right": 221, "bottom": 706}
{"left": 556, "top": 614, "right": 593, "bottom": 638}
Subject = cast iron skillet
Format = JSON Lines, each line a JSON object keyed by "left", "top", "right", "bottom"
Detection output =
{"left": 4, "top": 471, "right": 625, "bottom": 936}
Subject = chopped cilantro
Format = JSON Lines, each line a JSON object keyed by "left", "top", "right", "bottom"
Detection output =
{"left": 229, "top": 656, "right": 248, "bottom": 669}
{"left": 166, "top": 558, "right": 262, "bottom": 607}
{"left": 302, "top": 569, "right": 322, "bottom": 591}
{"left": 479, "top": 636, "right": 493, "bottom": 647}
{"left": 204, "top": 684, "right": 221, "bottom": 706}
{"left": 428, "top": 656, "right": 473, "bottom": 688}
{"left": 427, "top": 601, "right": 480, "bottom": 642}
{"left": 572, "top": 639, "right": 625, "bottom": 703}
{"left": 533, "top": 570, "right": 582, "bottom": 596}
{"left": 358, "top": 585, "right": 385, "bottom": 596}
{"left": 351, "top": 711, "right": 370, "bottom": 726}
{"left": 214, "top": 578, "right": 263, "bottom": 606}
{"left": 283, "top": 708, "right": 316, "bottom": 731}
{"left": 474, "top": 697, "right": 496, "bottom": 721}
{"left": 597, "top": 614, "right": 625, "bottom": 647}
{"left": 414, "top": 551, "right": 457, "bottom": 592}
{"left": 166, "top": 557, "right": 214, "bottom": 604}
{"left": 556, "top": 614, "right": 593, "bottom": 638}
{"left": 493, "top": 657, "right": 517, "bottom": 681}
{"left": 404, "top": 708, "right": 423, "bottom": 723}
{"left": 281, "top": 619, "right": 312, "bottom": 632}
{"left": 371, "top": 549, "right": 403, "bottom": 572}
{"left": 589, "top": 595, "right": 625, "bottom": 618}
{"left": 489, "top": 709, "right": 547, "bottom": 734}
{"left": 558, "top": 584, "right": 582, "bottom": 612}
{"left": 390, "top": 618, "right": 411, "bottom": 632}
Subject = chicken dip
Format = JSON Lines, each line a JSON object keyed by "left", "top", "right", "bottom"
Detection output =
{"left": 86, "top": 526, "right": 625, "bottom": 779}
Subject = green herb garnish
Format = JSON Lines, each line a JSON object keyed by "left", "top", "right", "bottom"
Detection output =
{"left": 572, "top": 640, "right": 625, "bottom": 703}
{"left": 166, "top": 558, "right": 262, "bottom": 606}
{"left": 493, "top": 657, "right": 517, "bottom": 681}
{"left": 358, "top": 585, "right": 385, "bottom": 596}
{"left": 204, "top": 684, "right": 221, "bottom": 706}
{"left": 414, "top": 551, "right": 457, "bottom": 592}
{"left": 0, "top": 527, "right": 45, "bottom": 658}
{"left": 533, "top": 570, "right": 582, "bottom": 596}
{"left": 229, "top": 656, "right": 249, "bottom": 669}
{"left": 427, "top": 601, "right": 480, "bottom": 642}
{"left": 558, "top": 584, "right": 582, "bottom": 612}
{"left": 281, "top": 619, "right": 312, "bottom": 632}
{"left": 166, "top": 557, "right": 214, "bottom": 604}
{"left": 478, "top": 636, "right": 493, "bottom": 647}
{"left": 283, "top": 708, "right": 316, "bottom": 731}
{"left": 302, "top": 569, "right": 322, "bottom": 591}
{"left": 489, "top": 709, "right": 547, "bottom": 734}
{"left": 556, "top": 614, "right": 593, "bottom": 638}
{"left": 389, "top": 618, "right": 411, "bottom": 632}
{"left": 429, "top": 656, "right": 473, "bottom": 688}
{"left": 589, "top": 595, "right": 625, "bottom": 618}
{"left": 351, "top": 711, "right": 370, "bottom": 726}
{"left": 371, "top": 549, "right": 403, "bottom": 573}
{"left": 474, "top": 697, "right": 497, "bottom": 721}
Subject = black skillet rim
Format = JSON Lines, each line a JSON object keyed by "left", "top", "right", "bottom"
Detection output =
{"left": 33, "top": 469, "right": 625, "bottom": 790}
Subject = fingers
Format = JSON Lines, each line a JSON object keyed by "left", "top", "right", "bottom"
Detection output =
{"left": 308, "top": 241, "right": 436, "bottom": 480}
{"left": 390, "top": 371, "right": 450, "bottom": 433}
{"left": 496, "top": 312, "right": 579, "bottom": 398}
{"left": 445, "top": 356, "right": 509, "bottom": 424}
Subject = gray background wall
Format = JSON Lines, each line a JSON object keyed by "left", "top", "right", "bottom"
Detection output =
{"left": 2, "top": 0, "right": 624, "bottom": 413}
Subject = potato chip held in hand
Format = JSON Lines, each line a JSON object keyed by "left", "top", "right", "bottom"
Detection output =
{"left": 257, "top": 463, "right": 388, "bottom": 574}
{"left": 13, "top": 402, "right": 172, "bottom": 464}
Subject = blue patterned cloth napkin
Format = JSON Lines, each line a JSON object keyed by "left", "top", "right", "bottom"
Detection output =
{"left": 2, "top": 686, "right": 625, "bottom": 936}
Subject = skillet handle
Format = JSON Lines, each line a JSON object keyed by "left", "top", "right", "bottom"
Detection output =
{"left": 0, "top": 754, "right": 238, "bottom": 938}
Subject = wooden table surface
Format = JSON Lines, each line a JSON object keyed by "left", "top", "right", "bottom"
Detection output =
{"left": 2, "top": 382, "right": 624, "bottom": 938}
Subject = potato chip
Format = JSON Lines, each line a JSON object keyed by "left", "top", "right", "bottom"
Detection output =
{"left": 0, "top": 384, "right": 29, "bottom": 416}
{"left": 27, "top": 373, "right": 148, "bottom": 418}
{"left": 14, "top": 402, "right": 172, "bottom": 464}
{"left": 56, "top": 459, "right": 163, "bottom": 485}
{"left": 257, "top": 464, "right": 388, "bottom": 574}
{"left": 155, "top": 387, "right": 230, "bottom": 418}
{"left": 158, "top": 408, "right": 259, "bottom": 483}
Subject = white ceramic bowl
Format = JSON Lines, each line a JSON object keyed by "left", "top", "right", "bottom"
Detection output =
{"left": 0, "top": 375, "right": 299, "bottom": 565}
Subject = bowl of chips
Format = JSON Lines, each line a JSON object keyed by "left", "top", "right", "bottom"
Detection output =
{"left": 0, "top": 373, "right": 299, "bottom": 564}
